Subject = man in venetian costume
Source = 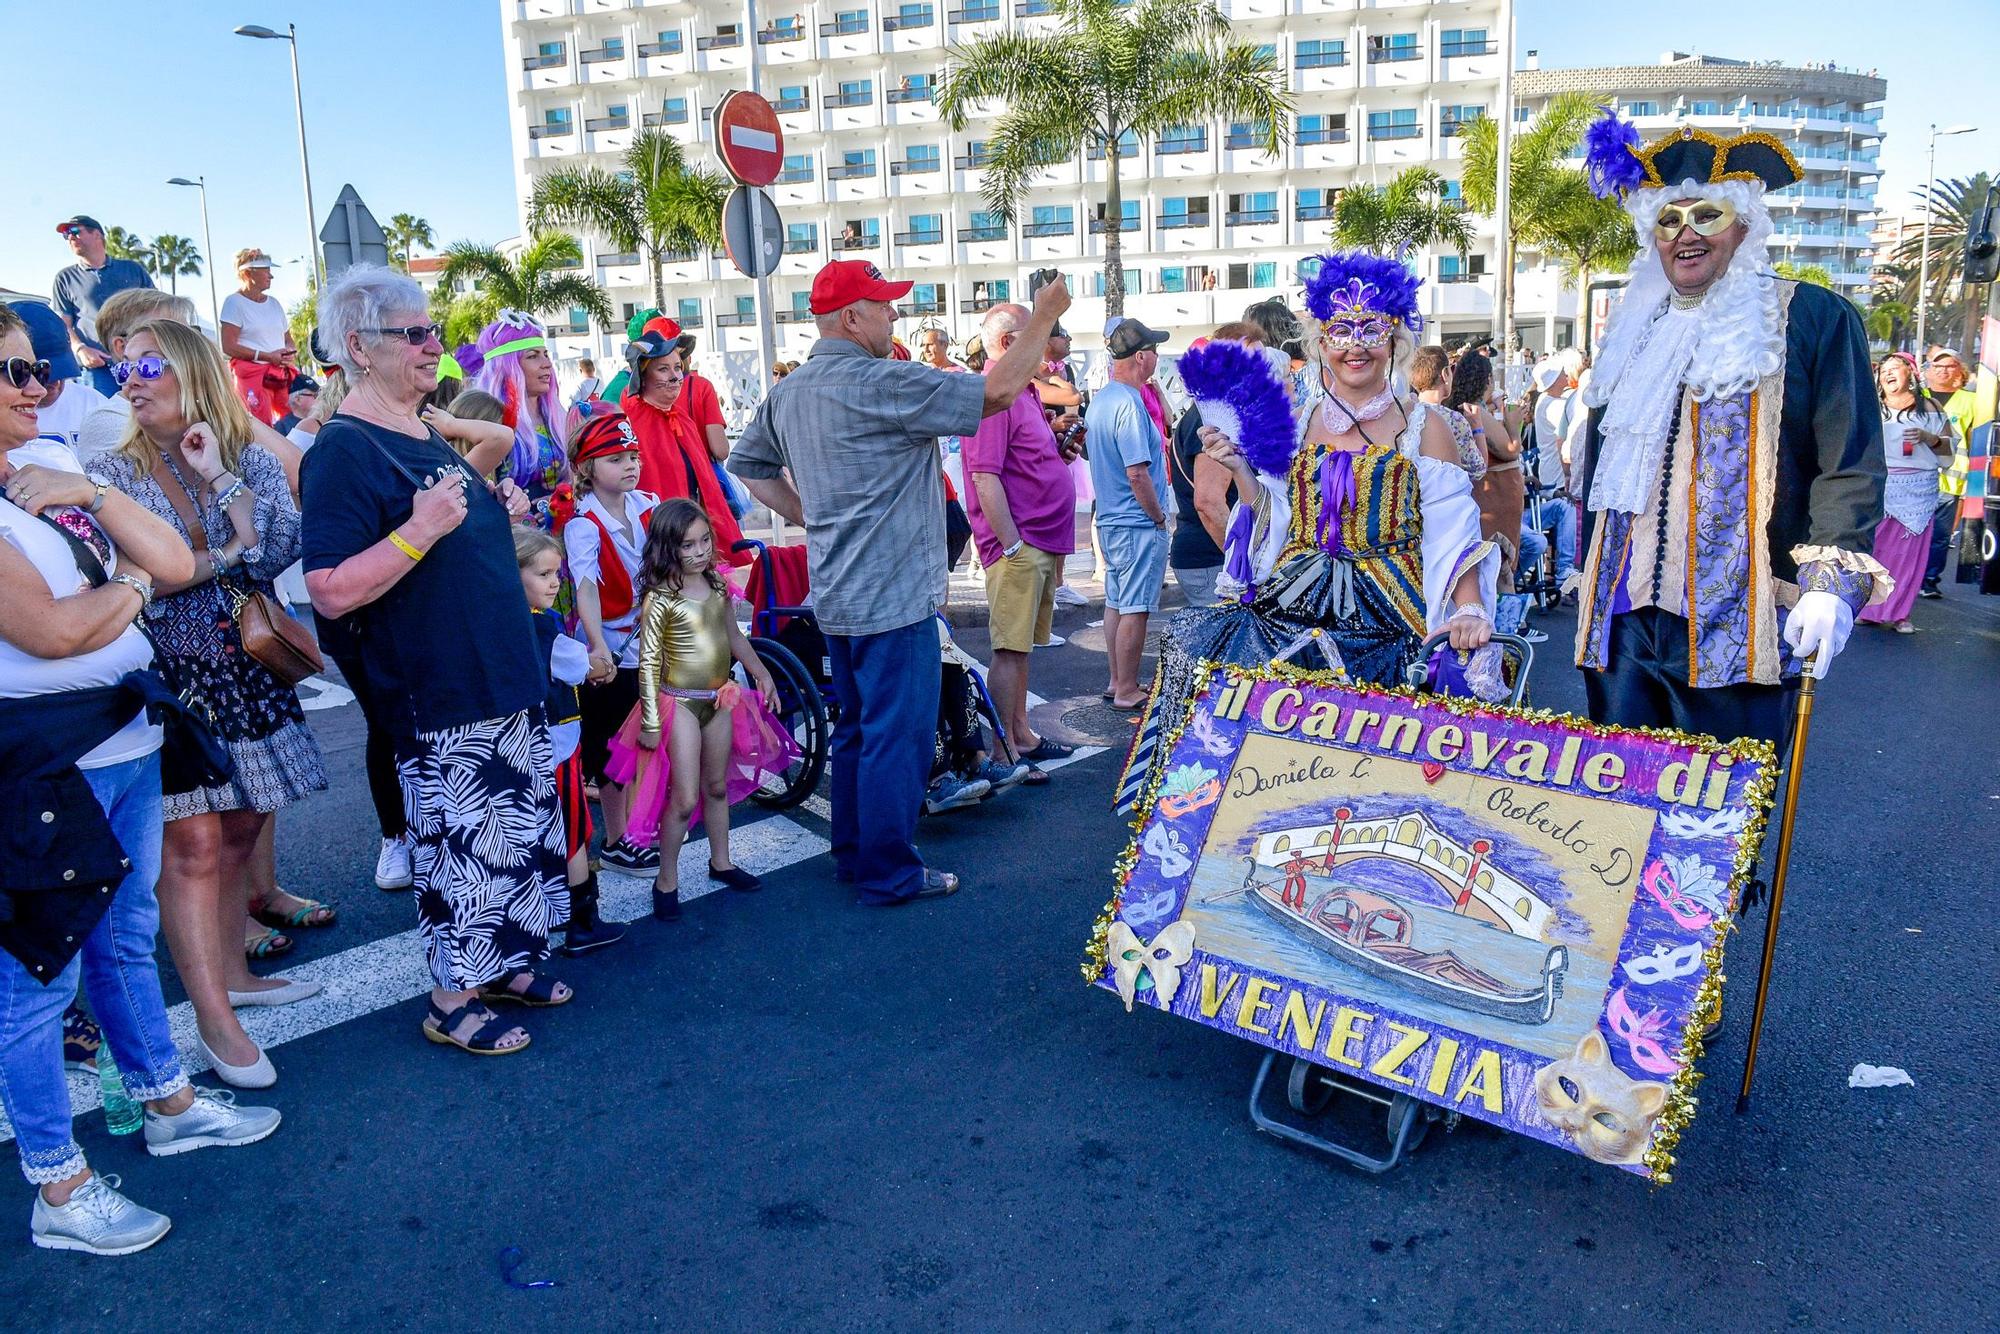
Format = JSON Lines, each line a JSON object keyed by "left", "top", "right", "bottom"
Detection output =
{"left": 1573, "top": 114, "right": 1888, "bottom": 747}
{"left": 1113, "top": 252, "right": 1499, "bottom": 812}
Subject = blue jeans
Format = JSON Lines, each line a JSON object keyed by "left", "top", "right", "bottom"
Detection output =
{"left": 0, "top": 751, "right": 187, "bottom": 1185}
{"left": 1548, "top": 497, "right": 1579, "bottom": 579}
{"left": 1515, "top": 525, "right": 1549, "bottom": 587}
{"left": 827, "top": 620, "right": 942, "bottom": 904}
{"left": 1923, "top": 496, "right": 1958, "bottom": 589}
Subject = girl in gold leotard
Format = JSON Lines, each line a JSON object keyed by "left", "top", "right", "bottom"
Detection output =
{"left": 603, "top": 499, "right": 797, "bottom": 921}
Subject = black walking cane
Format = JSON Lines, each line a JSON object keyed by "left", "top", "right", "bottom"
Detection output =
{"left": 1735, "top": 661, "right": 1818, "bottom": 1115}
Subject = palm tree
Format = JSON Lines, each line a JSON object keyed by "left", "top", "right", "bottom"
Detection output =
{"left": 1528, "top": 175, "right": 1639, "bottom": 356}
{"left": 527, "top": 131, "right": 730, "bottom": 310}
{"left": 147, "top": 234, "right": 203, "bottom": 295}
{"left": 1460, "top": 91, "right": 1601, "bottom": 343}
{"left": 1329, "top": 166, "right": 1472, "bottom": 258}
{"left": 1892, "top": 172, "right": 1994, "bottom": 352}
{"left": 1773, "top": 261, "right": 1834, "bottom": 289}
{"left": 385, "top": 213, "right": 436, "bottom": 270}
{"left": 936, "top": 0, "right": 1292, "bottom": 317}
{"left": 436, "top": 233, "right": 615, "bottom": 337}
{"left": 1863, "top": 298, "right": 1911, "bottom": 350}
{"left": 104, "top": 226, "right": 150, "bottom": 265}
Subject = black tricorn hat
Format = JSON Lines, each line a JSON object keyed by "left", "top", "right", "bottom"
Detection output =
{"left": 1638, "top": 125, "right": 1803, "bottom": 193}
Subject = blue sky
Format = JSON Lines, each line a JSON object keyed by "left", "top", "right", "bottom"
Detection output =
{"left": 4, "top": 0, "right": 1991, "bottom": 313}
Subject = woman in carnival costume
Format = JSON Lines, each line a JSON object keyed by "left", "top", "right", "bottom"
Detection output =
{"left": 1115, "top": 251, "right": 1500, "bottom": 812}
{"left": 458, "top": 311, "right": 572, "bottom": 527}
{"left": 618, "top": 315, "right": 750, "bottom": 566}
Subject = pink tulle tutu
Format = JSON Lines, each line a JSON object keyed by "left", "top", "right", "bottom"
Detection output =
{"left": 605, "top": 682, "right": 802, "bottom": 846}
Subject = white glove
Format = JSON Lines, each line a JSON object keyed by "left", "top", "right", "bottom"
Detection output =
{"left": 1782, "top": 589, "right": 1852, "bottom": 679}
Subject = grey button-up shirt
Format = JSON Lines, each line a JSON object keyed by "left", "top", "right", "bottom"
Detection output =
{"left": 730, "top": 338, "right": 987, "bottom": 636}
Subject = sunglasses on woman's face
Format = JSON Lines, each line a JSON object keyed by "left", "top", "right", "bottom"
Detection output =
{"left": 368, "top": 323, "right": 444, "bottom": 347}
{"left": 111, "top": 354, "right": 171, "bottom": 386}
{"left": 3, "top": 357, "right": 54, "bottom": 389}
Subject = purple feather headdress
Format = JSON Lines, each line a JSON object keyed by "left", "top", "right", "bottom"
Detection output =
{"left": 1584, "top": 106, "right": 1647, "bottom": 200}
{"left": 1177, "top": 338, "right": 1296, "bottom": 478}
{"left": 1302, "top": 251, "right": 1423, "bottom": 344}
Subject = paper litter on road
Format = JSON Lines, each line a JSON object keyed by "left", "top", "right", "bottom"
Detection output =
{"left": 1848, "top": 1064, "right": 1915, "bottom": 1089}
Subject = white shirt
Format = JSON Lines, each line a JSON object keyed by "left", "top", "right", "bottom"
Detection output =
{"left": 33, "top": 379, "right": 108, "bottom": 450}
{"left": 220, "top": 291, "right": 290, "bottom": 355}
{"left": 1531, "top": 389, "right": 1585, "bottom": 490}
{"left": 562, "top": 488, "right": 658, "bottom": 668}
{"left": 77, "top": 395, "right": 132, "bottom": 461}
{"left": 0, "top": 441, "right": 160, "bottom": 767}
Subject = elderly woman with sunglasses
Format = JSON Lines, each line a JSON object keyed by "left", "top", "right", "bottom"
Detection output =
{"left": 0, "top": 306, "right": 281, "bottom": 1256}
{"left": 88, "top": 321, "right": 329, "bottom": 1090}
{"left": 301, "top": 265, "right": 569, "bottom": 1058}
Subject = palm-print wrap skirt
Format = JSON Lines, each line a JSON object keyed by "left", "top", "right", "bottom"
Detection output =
{"left": 397, "top": 708, "right": 570, "bottom": 990}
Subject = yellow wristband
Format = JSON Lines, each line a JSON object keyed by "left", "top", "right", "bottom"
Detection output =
{"left": 388, "top": 530, "right": 425, "bottom": 562}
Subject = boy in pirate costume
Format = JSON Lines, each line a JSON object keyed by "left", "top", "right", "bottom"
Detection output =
{"left": 1573, "top": 113, "right": 1889, "bottom": 747}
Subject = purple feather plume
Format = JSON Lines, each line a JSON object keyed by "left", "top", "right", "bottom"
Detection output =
{"left": 1177, "top": 338, "right": 1297, "bottom": 478}
{"left": 1584, "top": 107, "right": 1646, "bottom": 200}
{"left": 1302, "top": 251, "right": 1423, "bottom": 329}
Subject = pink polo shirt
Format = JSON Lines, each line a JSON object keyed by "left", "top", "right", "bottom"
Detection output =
{"left": 963, "top": 370, "right": 1078, "bottom": 566}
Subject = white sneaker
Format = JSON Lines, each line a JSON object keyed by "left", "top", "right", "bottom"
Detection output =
{"left": 374, "top": 836, "right": 413, "bottom": 890}
{"left": 144, "top": 1087, "right": 282, "bottom": 1157}
{"left": 31, "top": 1174, "right": 171, "bottom": 1255}
{"left": 1052, "top": 585, "right": 1087, "bottom": 608}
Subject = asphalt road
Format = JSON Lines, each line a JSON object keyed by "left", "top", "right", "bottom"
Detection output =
{"left": 6, "top": 570, "right": 1995, "bottom": 1331}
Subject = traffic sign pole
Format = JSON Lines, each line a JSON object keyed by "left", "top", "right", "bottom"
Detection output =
{"left": 744, "top": 1, "right": 776, "bottom": 399}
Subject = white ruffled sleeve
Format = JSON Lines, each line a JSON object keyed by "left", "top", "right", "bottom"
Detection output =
{"left": 1413, "top": 455, "right": 1498, "bottom": 631}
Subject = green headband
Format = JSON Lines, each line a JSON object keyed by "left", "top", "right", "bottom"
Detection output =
{"left": 486, "top": 335, "right": 547, "bottom": 358}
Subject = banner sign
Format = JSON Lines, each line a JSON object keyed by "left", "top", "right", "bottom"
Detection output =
{"left": 1085, "top": 665, "right": 1776, "bottom": 1181}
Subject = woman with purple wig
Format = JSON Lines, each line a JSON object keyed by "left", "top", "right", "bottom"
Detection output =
{"left": 459, "top": 311, "right": 571, "bottom": 525}
{"left": 1114, "top": 251, "right": 1501, "bottom": 814}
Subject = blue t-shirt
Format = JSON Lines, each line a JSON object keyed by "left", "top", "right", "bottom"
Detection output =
{"left": 1084, "top": 380, "right": 1167, "bottom": 529}
{"left": 300, "top": 415, "right": 542, "bottom": 735}
{"left": 51, "top": 259, "right": 154, "bottom": 353}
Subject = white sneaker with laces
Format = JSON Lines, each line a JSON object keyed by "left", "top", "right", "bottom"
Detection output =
{"left": 374, "top": 836, "right": 413, "bottom": 890}
{"left": 144, "top": 1087, "right": 282, "bottom": 1157}
{"left": 1052, "top": 585, "right": 1087, "bottom": 608}
{"left": 31, "top": 1174, "right": 172, "bottom": 1256}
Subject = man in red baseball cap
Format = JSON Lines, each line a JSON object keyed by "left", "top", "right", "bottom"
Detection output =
{"left": 729, "top": 262, "right": 1072, "bottom": 907}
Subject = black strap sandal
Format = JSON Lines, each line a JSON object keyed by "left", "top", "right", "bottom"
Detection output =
{"left": 422, "top": 999, "right": 530, "bottom": 1056}
{"left": 475, "top": 969, "right": 573, "bottom": 1008}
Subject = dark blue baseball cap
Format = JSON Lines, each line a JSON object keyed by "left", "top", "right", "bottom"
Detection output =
{"left": 5, "top": 300, "right": 81, "bottom": 380}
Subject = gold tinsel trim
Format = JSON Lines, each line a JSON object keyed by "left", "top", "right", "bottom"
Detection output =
{"left": 1080, "top": 661, "right": 1782, "bottom": 1186}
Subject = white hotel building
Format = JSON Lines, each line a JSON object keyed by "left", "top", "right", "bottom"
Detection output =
{"left": 495, "top": 0, "right": 1553, "bottom": 406}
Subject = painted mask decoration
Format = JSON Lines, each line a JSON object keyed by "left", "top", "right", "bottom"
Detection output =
{"left": 1106, "top": 920, "right": 1197, "bottom": 1012}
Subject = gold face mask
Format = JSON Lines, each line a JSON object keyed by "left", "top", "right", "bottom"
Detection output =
{"left": 1653, "top": 199, "right": 1738, "bottom": 240}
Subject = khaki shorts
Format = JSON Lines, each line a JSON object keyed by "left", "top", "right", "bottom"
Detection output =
{"left": 984, "top": 544, "right": 1065, "bottom": 653}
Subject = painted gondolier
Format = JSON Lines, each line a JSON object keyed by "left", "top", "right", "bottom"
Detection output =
{"left": 1573, "top": 112, "right": 1890, "bottom": 746}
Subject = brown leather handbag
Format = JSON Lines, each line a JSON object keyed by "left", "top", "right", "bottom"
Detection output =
{"left": 154, "top": 456, "right": 324, "bottom": 687}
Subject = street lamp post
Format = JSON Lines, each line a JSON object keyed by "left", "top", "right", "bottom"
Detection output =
{"left": 1915, "top": 122, "right": 1977, "bottom": 353}
{"left": 166, "top": 176, "right": 221, "bottom": 332}
{"left": 235, "top": 22, "right": 323, "bottom": 290}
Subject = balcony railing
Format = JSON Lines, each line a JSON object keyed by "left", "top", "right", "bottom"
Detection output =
{"left": 892, "top": 158, "right": 942, "bottom": 175}
{"left": 819, "top": 18, "right": 870, "bottom": 36}
{"left": 596, "top": 251, "right": 640, "bottom": 266}
{"left": 882, "top": 12, "right": 935, "bottom": 31}
{"left": 828, "top": 90, "right": 875, "bottom": 108}
{"left": 1023, "top": 220, "right": 1075, "bottom": 238}
{"left": 522, "top": 53, "right": 565, "bottom": 70}
{"left": 1086, "top": 140, "right": 1140, "bottom": 160}
{"left": 961, "top": 295, "right": 1001, "bottom": 313}
{"left": 773, "top": 95, "right": 810, "bottom": 112}
{"left": 584, "top": 114, "right": 630, "bottom": 132}
{"left": 641, "top": 109, "right": 687, "bottom": 126}
{"left": 775, "top": 309, "right": 815, "bottom": 324}
{"left": 953, "top": 151, "right": 993, "bottom": 169}
{"left": 1225, "top": 209, "right": 1278, "bottom": 226}
{"left": 1156, "top": 214, "right": 1213, "bottom": 230}
{"left": 1369, "top": 124, "right": 1423, "bottom": 141}
{"left": 757, "top": 27, "right": 805, "bottom": 44}
{"left": 659, "top": 248, "right": 699, "bottom": 264}
{"left": 897, "top": 299, "right": 947, "bottom": 316}
{"left": 696, "top": 32, "right": 743, "bottom": 50}
{"left": 783, "top": 236, "right": 819, "bottom": 254}
{"left": 636, "top": 39, "right": 682, "bottom": 57}
{"left": 1367, "top": 44, "right": 1422, "bottom": 64}
{"left": 1440, "top": 40, "right": 1497, "bottom": 57}
{"left": 949, "top": 5, "right": 1001, "bottom": 21}
{"left": 529, "top": 123, "right": 574, "bottom": 139}
{"left": 1298, "top": 127, "right": 1349, "bottom": 145}
{"left": 958, "top": 225, "right": 1009, "bottom": 242}
{"left": 675, "top": 313, "right": 704, "bottom": 329}
{"left": 1225, "top": 132, "right": 1273, "bottom": 150}
{"left": 715, "top": 312, "right": 756, "bottom": 328}
{"left": 1015, "top": 0, "right": 1055, "bottom": 14}
{"left": 887, "top": 83, "right": 936, "bottom": 104}
{"left": 1089, "top": 217, "right": 1140, "bottom": 234}
{"left": 546, "top": 322, "right": 589, "bottom": 336}
{"left": 1295, "top": 51, "right": 1346, "bottom": 69}
{"left": 1296, "top": 202, "right": 1335, "bottom": 221}
{"left": 895, "top": 228, "right": 946, "bottom": 246}
{"left": 837, "top": 233, "right": 882, "bottom": 251}
{"left": 1436, "top": 270, "right": 1485, "bottom": 284}
{"left": 827, "top": 161, "right": 878, "bottom": 180}
{"left": 579, "top": 46, "right": 625, "bottom": 64}
{"left": 1156, "top": 137, "right": 1209, "bottom": 155}
{"left": 775, "top": 165, "right": 814, "bottom": 183}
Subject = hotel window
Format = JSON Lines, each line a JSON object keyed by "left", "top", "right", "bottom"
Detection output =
{"left": 1439, "top": 28, "right": 1490, "bottom": 57}
{"left": 1226, "top": 191, "right": 1277, "bottom": 224}
{"left": 1368, "top": 33, "right": 1419, "bottom": 63}
{"left": 785, "top": 222, "right": 819, "bottom": 254}
{"left": 1158, "top": 197, "right": 1212, "bottom": 229}
{"left": 1298, "top": 114, "right": 1346, "bottom": 145}
{"left": 1093, "top": 200, "right": 1140, "bottom": 232}
{"left": 675, "top": 298, "right": 702, "bottom": 326}
{"left": 832, "top": 79, "right": 874, "bottom": 108}
{"left": 778, "top": 152, "right": 814, "bottom": 183}
{"left": 1158, "top": 125, "right": 1208, "bottom": 154}
{"left": 1368, "top": 108, "right": 1421, "bottom": 141}
{"left": 1297, "top": 39, "right": 1345, "bottom": 69}
{"left": 904, "top": 212, "right": 945, "bottom": 243}
{"left": 1226, "top": 261, "right": 1279, "bottom": 289}
{"left": 1624, "top": 100, "right": 1658, "bottom": 117}
{"left": 1439, "top": 105, "right": 1485, "bottom": 137}
{"left": 661, "top": 97, "right": 688, "bottom": 125}
{"left": 1027, "top": 204, "right": 1074, "bottom": 237}
{"left": 775, "top": 84, "right": 809, "bottom": 112}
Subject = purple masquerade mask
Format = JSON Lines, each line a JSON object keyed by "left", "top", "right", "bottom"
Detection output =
{"left": 1317, "top": 279, "right": 1396, "bottom": 348}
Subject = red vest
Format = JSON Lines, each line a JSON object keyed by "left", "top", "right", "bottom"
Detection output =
{"left": 582, "top": 503, "right": 655, "bottom": 621}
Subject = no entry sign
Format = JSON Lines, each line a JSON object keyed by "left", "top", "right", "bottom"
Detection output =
{"left": 713, "top": 90, "right": 784, "bottom": 188}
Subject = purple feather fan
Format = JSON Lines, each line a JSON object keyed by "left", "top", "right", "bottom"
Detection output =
{"left": 1177, "top": 338, "right": 1297, "bottom": 478}
{"left": 1584, "top": 107, "right": 1646, "bottom": 200}
{"left": 1302, "top": 251, "right": 1423, "bottom": 330}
